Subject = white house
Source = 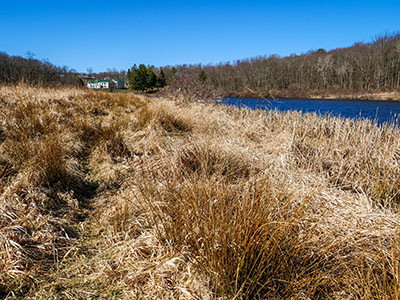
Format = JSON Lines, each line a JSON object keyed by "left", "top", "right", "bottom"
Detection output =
{"left": 87, "top": 80, "right": 109, "bottom": 89}
{"left": 87, "top": 79, "right": 125, "bottom": 89}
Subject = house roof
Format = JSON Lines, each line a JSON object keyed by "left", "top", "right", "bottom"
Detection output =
{"left": 88, "top": 79, "right": 124, "bottom": 83}
{"left": 88, "top": 80, "right": 109, "bottom": 83}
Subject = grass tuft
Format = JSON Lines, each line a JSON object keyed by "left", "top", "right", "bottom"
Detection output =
{"left": 0, "top": 85, "right": 399, "bottom": 299}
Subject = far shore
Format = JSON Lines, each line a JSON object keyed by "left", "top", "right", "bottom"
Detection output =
{"left": 223, "top": 90, "right": 400, "bottom": 101}
{"left": 308, "top": 91, "right": 400, "bottom": 101}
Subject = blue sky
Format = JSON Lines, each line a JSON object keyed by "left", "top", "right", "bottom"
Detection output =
{"left": 1, "top": 0, "right": 399, "bottom": 72}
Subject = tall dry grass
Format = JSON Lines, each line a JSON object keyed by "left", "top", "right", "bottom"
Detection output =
{"left": 289, "top": 114, "right": 400, "bottom": 209}
{"left": 0, "top": 85, "right": 399, "bottom": 299}
{"left": 0, "top": 85, "right": 142, "bottom": 297}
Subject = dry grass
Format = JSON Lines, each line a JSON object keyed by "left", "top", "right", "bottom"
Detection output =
{"left": 309, "top": 91, "right": 400, "bottom": 101}
{"left": 0, "top": 85, "right": 399, "bottom": 299}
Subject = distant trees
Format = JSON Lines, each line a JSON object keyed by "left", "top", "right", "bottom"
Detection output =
{"left": 0, "top": 52, "right": 83, "bottom": 87}
{"left": 94, "top": 68, "right": 128, "bottom": 83}
{"left": 160, "top": 33, "right": 400, "bottom": 98}
{"left": 86, "top": 67, "right": 94, "bottom": 79}
{"left": 128, "top": 64, "right": 165, "bottom": 91}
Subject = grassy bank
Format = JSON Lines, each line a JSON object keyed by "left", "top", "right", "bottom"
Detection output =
{"left": 0, "top": 85, "right": 399, "bottom": 299}
{"left": 309, "top": 90, "right": 400, "bottom": 101}
{"left": 221, "top": 89, "right": 400, "bottom": 101}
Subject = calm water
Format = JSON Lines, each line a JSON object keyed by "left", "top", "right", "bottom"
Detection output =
{"left": 222, "top": 97, "right": 400, "bottom": 125}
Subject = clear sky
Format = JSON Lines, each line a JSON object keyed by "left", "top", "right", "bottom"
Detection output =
{"left": 1, "top": 0, "right": 399, "bottom": 73}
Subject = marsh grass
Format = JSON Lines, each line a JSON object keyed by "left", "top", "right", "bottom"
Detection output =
{"left": 0, "top": 85, "right": 399, "bottom": 299}
{"left": 0, "top": 85, "right": 142, "bottom": 297}
{"left": 138, "top": 168, "right": 325, "bottom": 299}
{"left": 289, "top": 114, "right": 400, "bottom": 208}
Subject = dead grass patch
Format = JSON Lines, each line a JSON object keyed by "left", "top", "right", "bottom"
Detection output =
{"left": 1, "top": 85, "right": 399, "bottom": 299}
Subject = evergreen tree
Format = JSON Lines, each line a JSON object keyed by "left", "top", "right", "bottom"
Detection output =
{"left": 146, "top": 66, "right": 157, "bottom": 89}
{"left": 199, "top": 70, "right": 207, "bottom": 82}
{"left": 157, "top": 69, "right": 166, "bottom": 88}
{"left": 170, "top": 67, "right": 177, "bottom": 79}
{"left": 129, "top": 64, "right": 167, "bottom": 91}
{"left": 129, "top": 64, "right": 155, "bottom": 91}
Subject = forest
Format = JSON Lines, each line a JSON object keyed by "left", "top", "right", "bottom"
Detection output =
{"left": 2, "top": 33, "right": 400, "bottom": 100}
{"left": 161, "top": 33, "right": 400, "bottom": 99}
{"left": 0, "top": 52, "right": 86, "bottom": 86}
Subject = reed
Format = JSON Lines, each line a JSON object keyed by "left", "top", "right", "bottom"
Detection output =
{"left": 0, "top": 85, "right": 399, "bottom": 299}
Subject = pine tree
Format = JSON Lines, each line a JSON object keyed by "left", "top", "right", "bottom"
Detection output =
{"left": 146, "top": 67, "right": 157, "bottom": 89}
{"left": 199, "top": 70, "right": 207, "bottom": 82}
{"left": 129, "top": 64, "right": 151, "bottom": 91}
{"left": 157, "top": 69, "right": 166, "bottom": 88}
{"left": 129, "top": 64, "right": 164, "bottom": 91}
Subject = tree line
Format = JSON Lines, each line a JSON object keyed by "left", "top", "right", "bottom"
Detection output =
{"left": 159, "top": 33, "right": 400, "bottom": 99}
{"left": 0, "top": 52, "right": 83, "bottom": 86}
{"left": 2, "top": 32, "right": 399, "bottom": 96}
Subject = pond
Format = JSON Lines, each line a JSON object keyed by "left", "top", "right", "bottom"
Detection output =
{"left": 222, "top": 97, "right": 400, "bottom": 125}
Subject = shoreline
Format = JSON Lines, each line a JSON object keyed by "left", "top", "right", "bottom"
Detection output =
{"left": 223, "top": 90, "right": 400, "bottom": 101}
{"left": 308, "top": 91, "right": 400, "bottom": 101}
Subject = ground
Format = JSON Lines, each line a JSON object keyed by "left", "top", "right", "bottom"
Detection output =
{"left": 0, "top": 85, "right": 399, "bottom": 299}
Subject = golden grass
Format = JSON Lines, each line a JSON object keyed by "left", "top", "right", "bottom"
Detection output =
{"left": 0, "top": 85, "right": 399, "bottom": 299}
{"left": 309, "top": 91, "right": 400, "bottom": 101}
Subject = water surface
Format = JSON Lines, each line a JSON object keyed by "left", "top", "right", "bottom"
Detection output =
{"left": 222, "top": 97, "right": 400, "bottom": 125}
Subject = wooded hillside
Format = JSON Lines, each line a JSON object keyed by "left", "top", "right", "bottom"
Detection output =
{"left": 0, "top": 52, "right": 83, "bottom": 86}
{"left": 162, "top": 33, "right": 400, "bottom": 99}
